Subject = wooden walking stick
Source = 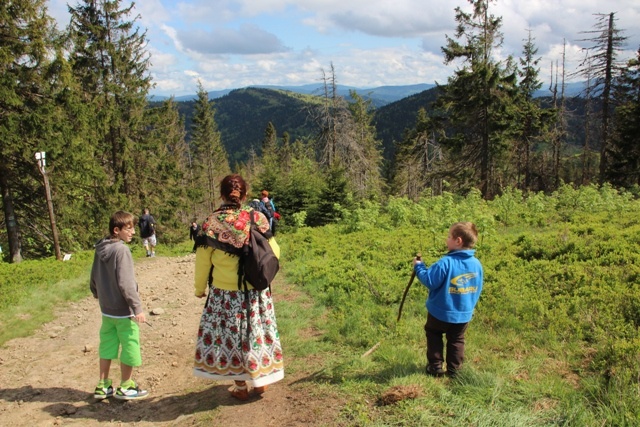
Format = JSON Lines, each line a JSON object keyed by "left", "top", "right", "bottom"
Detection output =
{"left": 397, "top": 254, "right": 421, "bottom": 322}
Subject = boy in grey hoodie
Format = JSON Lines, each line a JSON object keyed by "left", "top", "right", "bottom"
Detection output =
{"left": 90, "top": 211, "right": 148, "bottom": 400}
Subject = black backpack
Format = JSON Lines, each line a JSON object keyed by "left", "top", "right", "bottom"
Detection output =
{"left": 139, "top": 216, "right": 154, "bottom": 238}
{"left": 264, "top": 200, "right": 276, "bottom": 217}
{"left": 238, "top": 210, "right": 279, "bottom": 291}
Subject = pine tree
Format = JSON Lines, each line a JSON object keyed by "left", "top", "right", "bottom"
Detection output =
{"left": 345, "top": 91, "right": 385, "bottom": 200}
{"left": 68, "top": 0, "right": 152, "bottom": 209}
{"left": 141, "top": 98, "right": 192, "bottom": 240}
{"left": 277, "top": 138, "right": 323, "bottom": 220}
{"left": 255, "top": 121, "right": 280, "bottom": 194}
{"left": 391, "top": 108, "right": 444, "bottom": 199}
{"left": 437, "top": 0, "right": 519, "bottom": 198}
{"left": 44, "top": 45, "right": 113, "bottom": 250}
{"left": 608, "top": 48, "right": 640, "bottom": 186}
{"left": 307, "top": 165, "right": 349, "bottom": 227}
{"left": 0, "top": 0, "right": 57, "bottom": 262}
{"left": 514, "top": 30, "right": 551, "bottom": 190}
{"left": 190, "top": 82, "right": 230, "bottom": 214}
{"left": 314, "top": 63, "right": 344, "bottom": 168}
{"left": 575, "top": 12, "right": 628, "bottom": 182}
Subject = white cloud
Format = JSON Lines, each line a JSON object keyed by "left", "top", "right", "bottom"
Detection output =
{"left": 177, "top": 24, "right": 290, "bottom": 55}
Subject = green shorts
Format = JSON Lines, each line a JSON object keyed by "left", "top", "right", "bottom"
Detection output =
{"left": 99, "top": 316, "right": 142, "bottom": 367}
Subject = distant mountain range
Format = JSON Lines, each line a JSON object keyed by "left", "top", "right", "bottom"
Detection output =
{"left": 149, "top": 81, "right": 591, "bottom": 166}
{"left": 149, "top": 83, "right": 437, "bottom": 107}
{"left": 148, "top": 81, "right": 587, "bottom": 107}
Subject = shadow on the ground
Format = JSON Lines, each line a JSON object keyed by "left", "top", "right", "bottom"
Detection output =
{"left": 0, "top": 384, "right": 262, "bottom": 423}
{"left": 289, "top": 360, "right": 423, "bottom": 386}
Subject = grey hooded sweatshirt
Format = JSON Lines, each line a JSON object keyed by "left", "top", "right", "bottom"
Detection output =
{"left": 90, "top": 237, "right": 142, "bottom": 317}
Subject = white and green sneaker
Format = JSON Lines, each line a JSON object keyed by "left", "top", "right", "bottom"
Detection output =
{"left": 94, "top": 379, "right": 114, "bottom": 399}
{"left": 114, "top": 381, "right": 149, "bottom": 400}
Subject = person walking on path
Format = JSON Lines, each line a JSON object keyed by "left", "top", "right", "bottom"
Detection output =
{"left": 413, "top": 222, "right": 484, "bottom": 378}
{"left": 189, "top": 221, "right": 201, "bottom": 252}
{"left": 138, "top": 208, "right": 157, "bottom": 257}
{"left": 90, "top": 210, "right": 149, "bottom": 400}
{"left": 193, "top": 174, "right": 284, "bottom": 401}
{"left": 189, "top": 221, "right": 201, "bottom": 241}
{"left": 260, "top": 190, "right": 279, "bottom": 235}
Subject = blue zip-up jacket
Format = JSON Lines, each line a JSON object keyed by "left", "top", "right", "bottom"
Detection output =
{"left": 414, "top": 249, "right": 483, "bottom": 324}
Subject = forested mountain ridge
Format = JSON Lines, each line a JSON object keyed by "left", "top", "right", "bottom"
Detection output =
{"left": 158, "top": 85, "right": 445, "bottom": 163}
{"left": 155, "top": 83, "right": 436, "bottom": 107}
{"left": 165, "top": 88, "right": 319, "bottom": 164}
{"left": 162, "top": 85, "right": 593, "bottom": 164}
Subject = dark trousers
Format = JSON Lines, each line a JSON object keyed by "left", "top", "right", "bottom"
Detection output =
{"left": 424, "top": 313, "right": 469, "bottom": 372}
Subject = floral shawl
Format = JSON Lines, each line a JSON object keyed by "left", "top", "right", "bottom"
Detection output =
{"left": 196, "top": 205, "right": 271, "bottom": 255}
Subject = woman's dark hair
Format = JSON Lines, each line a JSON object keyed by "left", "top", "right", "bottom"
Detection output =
{"left": 219, "top": 174, "right": 247, "bottom": 208}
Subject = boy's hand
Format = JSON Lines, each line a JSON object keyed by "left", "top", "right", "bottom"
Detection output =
{"left": 412, "top": 256, "right": 423, "bottom": 266}
{"left": 133, "top": 312, "right": 146, "bottom": 323}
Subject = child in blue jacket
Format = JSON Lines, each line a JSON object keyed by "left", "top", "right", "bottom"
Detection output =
{"left": 413, "top": 222, "right": 484, "bottom": 377}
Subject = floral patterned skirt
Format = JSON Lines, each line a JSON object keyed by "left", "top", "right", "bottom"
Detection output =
{"left": 193, "top": 287, "right": 284, "bottom": 387}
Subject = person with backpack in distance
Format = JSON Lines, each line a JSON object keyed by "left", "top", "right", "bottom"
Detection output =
{"left": 248, "top": 197, "right": 272, "bottom": 223}
{"left": 413, "top": 222, "right": 484, "bottom": 378}
{"left": 138, "top": 208, "right": 157, "bottom": 257}
{"left": 193, "top": 174, "right": 283, "bottom": 401}
{"left": 189, "top": 221, "right": 201, "bottom": 253}
{"left": 90, "top": 211, "right": 149, "bottom": 400}
{"left": 260, "top": 190, "right": 279, "bottom": 236}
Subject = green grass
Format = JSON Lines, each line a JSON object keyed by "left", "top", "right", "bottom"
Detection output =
{"left": 0, "top": 252, "right": 94, "bottom": 344}
{"left": 0, "top": 239, "right": 195, "bottom": 346}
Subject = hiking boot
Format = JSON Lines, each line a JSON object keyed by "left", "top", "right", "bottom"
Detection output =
{"left": 446, "top": 369, "right": 459, "bottom": 378}
{"left": 94, "top": 380, "right": 113, "bottom": 400}
{"left": 425, "top": 365, "right": 446, "bottom": 378}
{"left": 114, "top": 381, "right": 149, "bottom": 400}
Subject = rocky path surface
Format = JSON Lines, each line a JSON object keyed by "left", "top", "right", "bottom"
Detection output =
{"left": 0, "top": 254, "right": 342, "bottom": 427}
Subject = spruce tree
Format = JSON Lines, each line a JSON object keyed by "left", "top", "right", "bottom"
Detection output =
{"left": 437, "top": 0, "right": 518, "bottom": 198}
{"left": 575, "top": 12, "right": 628, "bottom": 182}
{"left": 276, "top": 138, "right": 323, "bottom": 220}
{"left": 190, "top": 82, "right": 230, "bottom": 214}
{"left": 514, "top": 30, "right": 551, "bottom": 190}
{"left": 141, "top": 98, "right": 192, "bottom": 239}
{"left": 255, "top": 121, "right": 280, "bottom": 195}
{"left": 345, "top": 91, "right": 385, "bottom": 200}
{"left": 608, "top": 49, "right": 640, "bottom": 186}
{"left": 392, "top": 108, "right": 444, "bottom": 199}
{"left": 0, "top": 0, "right": 57, "bottom": 262}
{"left": 68, "top": 0, "right": 152, "bottom": 210}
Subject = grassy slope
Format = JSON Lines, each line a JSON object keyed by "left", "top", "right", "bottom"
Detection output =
{"left": 276, "top": 186, "right": 640, "bottom": 426}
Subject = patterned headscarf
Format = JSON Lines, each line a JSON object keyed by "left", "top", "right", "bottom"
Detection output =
{"left": 199, "top": 206, "right": 270, "bottom": 252}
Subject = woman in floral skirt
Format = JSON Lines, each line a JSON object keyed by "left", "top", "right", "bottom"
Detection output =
{"left": 193, "top": 174, "right": 284, "bottom": 400}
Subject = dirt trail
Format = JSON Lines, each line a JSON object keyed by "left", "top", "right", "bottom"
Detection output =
{"left": 0, "top": 254, "right": 342, "bottom": 427}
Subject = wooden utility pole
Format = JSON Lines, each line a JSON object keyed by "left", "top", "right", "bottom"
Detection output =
{"left": 35, "top": 152, "right": 62, "bottom": 261}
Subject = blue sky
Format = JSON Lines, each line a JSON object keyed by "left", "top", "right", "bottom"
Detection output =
{"left": 47, "top": 0, "right": 640, "bottom": 98}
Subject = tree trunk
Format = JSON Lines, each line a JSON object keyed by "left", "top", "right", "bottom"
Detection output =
{"left": 598, "top": 12, "right": 615, "bottom": 182}
{"left": 0, "top": 158, "right": 23, "bottom": 263}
